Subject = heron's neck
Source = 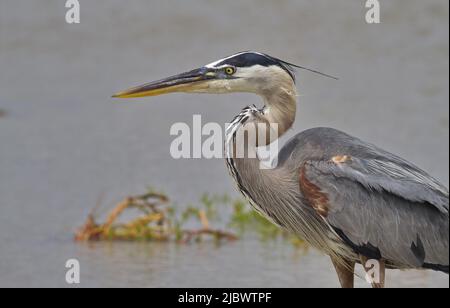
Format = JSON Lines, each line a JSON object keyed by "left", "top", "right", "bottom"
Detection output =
{"left": 228, "top": 80, "right": 298, "bottom": 146}
{"left": 224, "top": 84, "right": 298, "bottom": 225}
{"left": 225, "top": 80, "right": 297, "bottom": 191}
{"left": 260, "top": 84, "right": 297, "bottom": 139}
{"left": 225, "top": 80, "right": 297, "bottom": 160}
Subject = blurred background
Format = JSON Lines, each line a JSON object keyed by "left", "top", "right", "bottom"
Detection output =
{"left": 0, "top": 0, "right": 448, "bottom": 287}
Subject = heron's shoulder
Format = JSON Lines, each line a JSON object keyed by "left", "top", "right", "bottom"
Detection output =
{"left": 281, "top": 127, "right": 406, "bottom": 161}
{"left": 281, "top": 126, "right": 442, "bottom": 176}
{"left": 279, "top": 127, "right": 359, "bottom": 160}
{"left": 279, "top": 127, "right": 449, "bottom": 200}
{"left": 292, "top": 127, "right": 354, "bottom": 142}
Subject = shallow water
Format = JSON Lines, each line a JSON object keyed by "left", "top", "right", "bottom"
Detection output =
{"left": 0, "top": 0, "right": 448, "bottom": 287}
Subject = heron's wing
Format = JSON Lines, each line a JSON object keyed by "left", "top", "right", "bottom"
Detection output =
{"left": 300, "top": 157, "right": 449, "bottom": 269}
{"left": 302, "top": 156, "right": 448, "bottom": 214}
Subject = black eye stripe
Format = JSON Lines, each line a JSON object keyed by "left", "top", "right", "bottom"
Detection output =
{"left": 216, "top": 53, "right": 277, "bottom": 68}
{"left": 215, "top": 52, "right": 295, "bottom": 81}
{"left": 210, "top": 51, "right": 337, "bottom": 82}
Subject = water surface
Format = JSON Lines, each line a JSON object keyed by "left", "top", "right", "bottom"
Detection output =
{"left": 0, "top": 0, "right": 448, "bottom": 287}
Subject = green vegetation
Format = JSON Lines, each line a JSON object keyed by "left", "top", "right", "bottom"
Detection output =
{"left": 75, "top": 188, "right": 306, "bottom": 249}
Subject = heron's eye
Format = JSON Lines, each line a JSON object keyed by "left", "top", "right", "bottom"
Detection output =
{"left": 224, "top": 67, "right": 236, "bottom": 76}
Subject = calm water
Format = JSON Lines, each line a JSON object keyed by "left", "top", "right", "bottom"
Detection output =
{"left": 0, "top": 0, "right": 448, "bottom": 287}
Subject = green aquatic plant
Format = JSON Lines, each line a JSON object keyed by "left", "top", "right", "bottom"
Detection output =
{"left": 75, "top": 188, "right": 306, "bottom": 249}
{"left": 229, "top": 199, "right": 307, "bottom": 248}
{"left": 75, "top": 189, "right": 237, "bottom": 244}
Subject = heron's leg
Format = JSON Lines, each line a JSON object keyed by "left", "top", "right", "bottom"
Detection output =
{"left": 360, "top": 256, "right": 385, "bottom": 288}
{"left": 331, "top": 257, "right": 355, "bottom": 288}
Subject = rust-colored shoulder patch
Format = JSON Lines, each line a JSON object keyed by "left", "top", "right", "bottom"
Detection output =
{"left": 332, "top": 155, "right": 352, "bottom": 164}
{"left": 299, "top": 164, "right": 329, "bottom": 217}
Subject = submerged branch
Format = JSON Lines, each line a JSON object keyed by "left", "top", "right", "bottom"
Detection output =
{"left": 75, "top": 191, "right": 238, "bottom": 244}
{"left": 75, "top": 189, "right": 306, "bottom": 249}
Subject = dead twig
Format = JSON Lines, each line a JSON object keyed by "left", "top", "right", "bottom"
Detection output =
{"left": 75, "top": 191, "right": 237, "bottom": 244}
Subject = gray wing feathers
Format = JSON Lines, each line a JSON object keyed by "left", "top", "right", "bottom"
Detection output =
{"left": 309, "top": 157, "right": 449, "bottom": 215}
{"left": 303, "top": 159, "right": 449, "bottom": 269}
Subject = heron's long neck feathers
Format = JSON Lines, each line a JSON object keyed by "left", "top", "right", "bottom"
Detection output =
{"left": 224, "top": 80, "right": 298, "bottom": 223}
{"left": 224, "top": 78, "right": 353, "bottom": 263}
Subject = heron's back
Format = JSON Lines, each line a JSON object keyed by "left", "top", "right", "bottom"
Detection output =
{"left": 277, "top": 127, "right": 449, "bottom": 272}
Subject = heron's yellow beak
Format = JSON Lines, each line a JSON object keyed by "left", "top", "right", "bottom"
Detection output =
{"left": 112, "top": 68, "right": 214, "bottom": 98}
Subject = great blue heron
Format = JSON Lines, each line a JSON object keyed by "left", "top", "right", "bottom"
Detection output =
{"left": 113, "top": 51, "right": 449, "bottom": 288}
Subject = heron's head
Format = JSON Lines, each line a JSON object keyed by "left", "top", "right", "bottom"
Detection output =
{"left": 113, "top": 52, "right": 335, "bottom": 99}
